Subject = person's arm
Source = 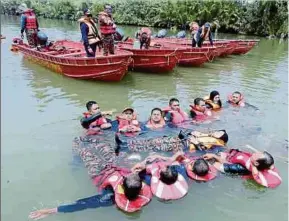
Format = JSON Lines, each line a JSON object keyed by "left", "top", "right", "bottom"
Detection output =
{"left": 28, "top": 189, "right": 114, "bottom": 220}
{"left": 209, "top": 31, "right": 213, "bottom": 46}
{"left": 80, "top": 23, "right": 89, "bottom": 47}
{"left": 217, "top": 163, "right": 250, "bottom": 175}
{"left": 20, "top": 15, "right": 26, "bottom": 34}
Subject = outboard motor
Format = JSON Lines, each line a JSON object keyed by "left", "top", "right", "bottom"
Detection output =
{"left": 114, "top": 28, "right": 124, "bottom": 41}
{"left": 156, "top": 29, "right": 167, "bottom": 38}
{"left": 176, "top": 30, "right": 186, "bottom": 38}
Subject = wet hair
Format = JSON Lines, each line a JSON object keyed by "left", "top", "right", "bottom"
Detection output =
{"left": 151, "top": 107, "right": 162, "bottom": 115}
{"left": 217, "top": 130, "right": 229, "bottom": 143}
{"left": 169, "top": 98, "right": 179, "bottom": 106}
{"left": 192, "top": 159, "right": 209, "bottom": 176}
{"left": 256, "top": 151, "right": 274, "bottom": 170}
{"left": 160, "top": 165, "right": 178, "bottom": 185}
{"left": 233, "top": 91, "right": 242, "bottom": 96}
{"left": 194, "top": 98, "right": 205, "bottom": 106}
{"left": 209, "top": 90, "right": 222, "bottom": 107}
{"left": 123, "top": 173, "right": 142, "bottom": 200}
{"left": 86, "top": 101, "right": 97, "bottom": 111}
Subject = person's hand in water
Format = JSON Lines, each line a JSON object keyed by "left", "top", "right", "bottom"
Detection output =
{"left": 29, "top": 208, "right": 57, "bottom": 220}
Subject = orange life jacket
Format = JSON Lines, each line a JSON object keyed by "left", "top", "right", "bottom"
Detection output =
{"left": 24, "top": 9, "right": 37, "bottom": 29}
{"left": 226, "top": 150, "right": 282, "bottom": 188}
{"left": 100, "top": 171, "right": 152, "bottom": 212}
{"left": 189, "top": 105, "right": 212, "bottom": 121}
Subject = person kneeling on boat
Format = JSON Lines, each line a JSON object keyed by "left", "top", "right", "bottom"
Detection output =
{"left": 190, "top": 21, "right": 199, "bottom": 48}
{"left": 79, "top": 9, "right": 102, "bottom": 58}
{"left": 81, "top": 101, "right": 112, "bottom": 135}
{"left": 190, "top": 98, "right": 214, "bottom": 123}
{"left": 204, "top": 90, "right": 222, "bottom": 110}
{"left": 194, "top": 22, "right": 213, "bottom": 48}
{"left": 146, "top": 108, "right": 166, "bottom": 130}
{"left": 203, "top": 149, "right": 282, "bottom": 188}
{"left": 179, "top": 130, "right": 228, "bottom": 152}
{"left": 163, "top": 98, "right": 188, "bottom": 124}
{"left": 117, "top": 108, "right": 141, "bottom": 134}
{"left": 136, "top": 27, "right": 152, "bottom": 49}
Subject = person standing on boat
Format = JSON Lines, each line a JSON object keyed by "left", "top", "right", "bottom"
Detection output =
{"left": 98, "top": 4, "right": 116, "bottom": 56}
{"left": 79, "top": 9, "right": 102, "bottom": 57}
{"left": 194, "top": 22, "right": 214, "bottom": 48}
{"left": 18, "top": 3, "right": 39, "bottom": 47}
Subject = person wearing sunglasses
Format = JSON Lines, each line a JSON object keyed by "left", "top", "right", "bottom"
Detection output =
{"left": 78, "top": 9, "right": 102, "bottom": 57}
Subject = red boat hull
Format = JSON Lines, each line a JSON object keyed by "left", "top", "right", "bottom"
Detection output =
{"left": 118, "top": 43, "right": 178, "bottom": 73}
{"left": 12, "top": 40, "right": 133, "bottom": 81}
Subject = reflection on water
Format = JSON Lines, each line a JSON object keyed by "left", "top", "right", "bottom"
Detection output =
{"left": 1, "top": 15, "right": 288, "bottom": 221}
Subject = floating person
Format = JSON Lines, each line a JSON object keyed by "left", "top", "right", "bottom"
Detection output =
{"left": 117, "top": 107, "right": 141, "bottom": 134}
{"left": 81, "top": 101, "right": 113, "bottom": 135}
{"left": 189, "top": 98, "right": 213, "bottom": 122}
{"left": 145, "top": 108, "right": 166, "bottom": 130}
{"left": 163, "top": 98, "right": 188, "bottom": 124}
{"left": 227, "top": 91, "right": 245, "bottom": 107}
{"left": 203, "top": 148, "right": 282, "bottom": 188}
{"left": 204, "top": 90, "right": 222, "bottom": 110}
{"left": 98, "top": 4, "right": 116, "bottom": 56}
{"left": 19, "top": 3, "right": 39, "bottom": 47}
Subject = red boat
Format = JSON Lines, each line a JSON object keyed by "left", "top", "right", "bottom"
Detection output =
{"left": 11, "top": 39, "right": 133, "bottom": 81}
{"left": 230, "top": 40, "right": 259, "bottom": 55}
{"left": 150, "top": 41, "right": 216, "bottom": 66}
{"left": 117, "top": 42, "right": 179, "bottom": 73}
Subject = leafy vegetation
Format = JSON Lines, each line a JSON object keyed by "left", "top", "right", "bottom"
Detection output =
{"left": 1, "top": 0, "right": 288, "bottom": 38}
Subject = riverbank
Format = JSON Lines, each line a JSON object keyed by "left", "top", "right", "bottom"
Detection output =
{"left": 1, "top": 0, "right": 288, "bottom": 38}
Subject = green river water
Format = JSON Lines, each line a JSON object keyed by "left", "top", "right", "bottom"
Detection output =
{"left": 1, "top": 15, "right": 288, "bottom": 221}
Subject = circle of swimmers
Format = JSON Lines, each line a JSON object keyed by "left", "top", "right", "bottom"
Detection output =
{"left": 29, "top": 91, "right": 282, "bottom": 220}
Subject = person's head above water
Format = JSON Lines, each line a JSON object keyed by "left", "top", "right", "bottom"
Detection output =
{"left": 150, "top": 108, "right": 163, "bottom": 123}
{"left": 160, "top": 165, "right": 178, "bottom": 185}
{"left": 231, "top": 91, "right": 242, "bottom": 104}
{"left": 123, "top": 173, "right": 142, "bottom": 200}
{"left": 251, "top": 151, "right": 274, "bottom": 170}
{"left": 191, "top": 159, "right": 209, "bottom": 176}
{"left": 86, "top": 101, "right": 100, "bottom": 114}
{"left": 194, "top": 98, "right": 206, "bottom": 111}
{"left": 169, "top": 98, "right": 180, "bottom": 111}
{"left": 122, "top": 107, "right": 134, "bottom": 121}
{"left": 209, "top": 91, "right": 221, "bottom": 104}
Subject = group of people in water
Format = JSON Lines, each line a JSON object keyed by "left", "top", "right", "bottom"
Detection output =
{"left": 29, "top": 90, "right": 282, "bottom": 220}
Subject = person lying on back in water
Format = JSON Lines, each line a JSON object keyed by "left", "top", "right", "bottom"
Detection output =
{"left": 203, "top": 148, "right": 282, "bottom": 188}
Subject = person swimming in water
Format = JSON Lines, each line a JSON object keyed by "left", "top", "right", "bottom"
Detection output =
{"left": 205, "top": 91, "right": 222, "bottom": 110}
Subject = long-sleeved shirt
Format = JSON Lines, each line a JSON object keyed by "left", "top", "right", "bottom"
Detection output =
{"left": 20, "top": 14, "right": 39, "bottom": 33}
{"left": 80, "top": 22, "right": 90, "bottom": 47}
{"left": 196, "top": 27, "right": 213, "bottom": 46}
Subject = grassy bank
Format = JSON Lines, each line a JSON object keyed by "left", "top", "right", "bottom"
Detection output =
{"left": 1, "top": 0, "right": 288, "bottom": 38}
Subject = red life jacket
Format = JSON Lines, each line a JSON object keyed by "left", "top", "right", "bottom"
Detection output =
{"left": 227, "top": 150, "right": 282, "bottom": 188}
{"left": 98, "top": 11, "right": 116, "bottom": 35}
{"left": 227, "top": 94, "right": 245, "bottom": 107}
{"left": 147, "top": 162, "right": 188, "bottom": 200}
{"left": 100, "top": 171, "right": 152, "bottom": 212}
{"left": 162, "top": 107, "right": 188, "bottom": 124}
{"left": 83, "top": 112, "right": 107, "bottom": 127}
{"left": 24, "top": 9, "right": 37, "bottom": 29}
{"left": 185, "top": 157, "right": 218, "bottom": 181}
{"left": 146, "top": 118, "right": 166, "bottom": 129}
{"left": 189, "top": 105, "right": 212, "bottom": 121}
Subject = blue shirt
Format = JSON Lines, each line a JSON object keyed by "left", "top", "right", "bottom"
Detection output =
{"left": 80, "top": 22, "right": 89, "bottom": 46}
